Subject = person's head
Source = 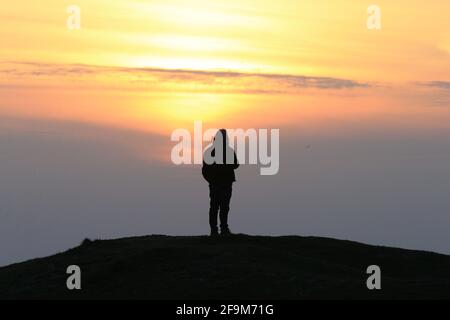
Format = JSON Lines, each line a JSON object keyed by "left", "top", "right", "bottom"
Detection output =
{"left": 214, "top": 129, "right": 228, "bottom": 146}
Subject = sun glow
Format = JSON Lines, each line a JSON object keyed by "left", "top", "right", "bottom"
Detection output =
{"left": 129, "top": 1, "right": 265, "bottom": 29}
{"left": 134, "top": 93, "right": 237, "bottom": 131}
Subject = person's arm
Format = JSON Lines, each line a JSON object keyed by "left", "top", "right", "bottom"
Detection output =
{"left": 202, "top": 161, "right": 211, "bottom": 183}
{"left": 232, "top": 152, "right": 240, "bottom": 169}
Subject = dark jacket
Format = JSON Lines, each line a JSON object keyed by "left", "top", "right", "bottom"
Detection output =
{"left": 202, "top": 146, "right": 239, "bottom": 185}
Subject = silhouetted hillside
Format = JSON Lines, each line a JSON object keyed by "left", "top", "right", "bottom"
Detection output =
{"left": 1, "top": 234, "right": 450, "bottom": 299}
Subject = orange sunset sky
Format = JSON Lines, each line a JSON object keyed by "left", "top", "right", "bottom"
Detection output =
{"left": 0, "top": 0, "right": 449, "bottom": 135}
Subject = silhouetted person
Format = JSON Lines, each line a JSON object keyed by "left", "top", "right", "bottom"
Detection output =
{"left": 202, "top": 129, "right": 239, "bottom": 236}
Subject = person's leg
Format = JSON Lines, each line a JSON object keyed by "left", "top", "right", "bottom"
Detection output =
{"left": 219, "top": 184, "right": 233, "bottom": 234}
{"left": 209, "top": 184, "right": 220, "bottom": 235}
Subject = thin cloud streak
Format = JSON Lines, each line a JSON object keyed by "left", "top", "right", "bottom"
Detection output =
{"left": 420, "top": 81, "right": 450, "bottom": 90}
{"left": 1, "top": 61, "right": 369, "bottom": 93}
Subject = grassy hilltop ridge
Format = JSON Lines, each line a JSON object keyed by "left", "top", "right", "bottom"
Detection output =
{"left": 1, "top": 234, "right": 450, "bottom": 299}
